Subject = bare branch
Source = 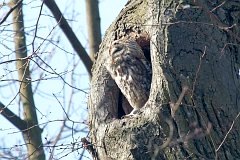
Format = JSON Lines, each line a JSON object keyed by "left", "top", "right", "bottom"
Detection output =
{"left": 216, "top": 112, "right": 240, "bottom": 152}
{"left": 0, "top": 101, "right": 27, "bottom": 131}
{"left": 43, "top": 0, "right": 93, "bottom": 77}
{"left": 0, "top": 0, "right": 23, "bottom": 25}
{"left": 170, "top": 86, "right": 189, "bottom": 117}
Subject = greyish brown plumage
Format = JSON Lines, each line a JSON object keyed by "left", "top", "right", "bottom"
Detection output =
{"left": 105, "top": 38, "right": 152, "bottom": 116}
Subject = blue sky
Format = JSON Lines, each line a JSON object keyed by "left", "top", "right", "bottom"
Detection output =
{"left": 0, "top": 0, "right": 127, "bottom": 159}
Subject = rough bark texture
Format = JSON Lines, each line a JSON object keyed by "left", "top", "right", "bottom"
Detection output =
{"left": 88, "top": 0, "right": 240, "bottom": 159}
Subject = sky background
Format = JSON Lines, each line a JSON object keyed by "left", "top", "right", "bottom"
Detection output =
{"left": 0, "top": 0, "right": 127, "bottom": 159}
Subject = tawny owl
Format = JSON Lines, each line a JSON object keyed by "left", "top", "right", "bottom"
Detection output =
{"left": 105, "top": 38, "right": 152, "bottom": 116}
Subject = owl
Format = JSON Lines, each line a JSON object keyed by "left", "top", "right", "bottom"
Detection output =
{"left": 105, "top": 38, "right": 152, "bottom": 116}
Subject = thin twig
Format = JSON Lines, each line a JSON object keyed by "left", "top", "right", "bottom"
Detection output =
{"left": 216, "top": 112, "right": 240, "bottom": 152}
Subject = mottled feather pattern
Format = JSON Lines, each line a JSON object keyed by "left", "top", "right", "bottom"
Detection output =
{"left": 105, "top": 38, "right": 151, "bottom": 113}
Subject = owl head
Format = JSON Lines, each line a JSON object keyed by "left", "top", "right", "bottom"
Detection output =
{"left": 109, "top": 38, "right": 145, "bottom": 63}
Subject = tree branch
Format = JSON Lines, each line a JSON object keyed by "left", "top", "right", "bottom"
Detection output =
{"left": 43, "top": 0, "right": 93, "bottom": 77}
{"left": 0, "top": 0, "right": 23, "bottom": 25}
{"left": 0, "top": 102, "right": 27, "bottom": 131}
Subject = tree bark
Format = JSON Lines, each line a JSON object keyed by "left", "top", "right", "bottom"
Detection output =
{"left": 88, "top": 0, "right": 240, "bottom": 159}
{"left": 11, "top": 0, "right": 45, "bottom": 159}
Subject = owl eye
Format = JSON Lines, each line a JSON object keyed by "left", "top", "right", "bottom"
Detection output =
{"left": 111, "top": 46, "right": 122, "bottom": 55}
{"left": 112, "top": 41, "right": 120, "bottom": 45}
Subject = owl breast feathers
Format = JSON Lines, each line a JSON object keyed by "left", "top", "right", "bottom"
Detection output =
{"left": 105, "top": 38, "right": 152, "bottom": 113}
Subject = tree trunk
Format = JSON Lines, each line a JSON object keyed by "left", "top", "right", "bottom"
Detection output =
{"left": 85, "top": 0, "right": 102, "bottom": 61}
{"left": 88, "top": 0, "right": 240, "bottom": 159}
{"left": 11, "top": 0, "right": 45, "bottom": 159}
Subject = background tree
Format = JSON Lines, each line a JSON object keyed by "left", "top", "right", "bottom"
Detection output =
{"left": 11, "top": 0, "right": 45, "bottom": 159}
{"left": 88, "top": 0, "right": 240, "bottom": 159}
{"left": 85, "top": 0, "right": 101, "bottom": 62}
{"left": 0, "top": 0, "right": 121, "bottom": 159}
